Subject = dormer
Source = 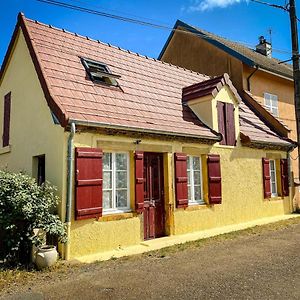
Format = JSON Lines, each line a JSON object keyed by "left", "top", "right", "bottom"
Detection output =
{"left": 182, "top": 74, "right": 241, "bottom": 146}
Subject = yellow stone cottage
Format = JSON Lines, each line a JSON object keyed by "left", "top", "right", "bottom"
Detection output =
{"left": 0, "top": 13, "right": 296, "bottom": 260}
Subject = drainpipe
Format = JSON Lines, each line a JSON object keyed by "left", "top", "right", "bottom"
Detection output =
{"left": 64, "top": 122, "right": 76, "bottom": 260}
{"left": 246, "top": 66, "right": 259, "bottom": 91}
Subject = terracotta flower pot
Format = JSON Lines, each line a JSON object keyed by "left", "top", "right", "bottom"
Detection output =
{"left": 35, "top": 245, "right": 58, "bottom": 270}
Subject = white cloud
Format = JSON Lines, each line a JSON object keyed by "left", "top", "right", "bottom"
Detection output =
{"left": 187, "top": 0, "right": 245, "bottom": 12}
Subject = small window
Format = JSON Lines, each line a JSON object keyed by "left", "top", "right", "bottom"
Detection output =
{"left": 103, "top": 152, "right": 130, "bottom": 213}
{"left": 33, "top": 155, "right": 45, "bottom": 186}
{"left": 3, "top": 92, "right": 11, "bottom": 148}
{"left": 187, "top": 156, "right": 204, "bottom": 205}
{"left": 269, "top": 159, "right": 277, "bottom": 196}
{"left": 264, "top": 93, "right": 278, "bottom": 116}
{"left": 81, "top": 58, "right": 120, "bottom": 86}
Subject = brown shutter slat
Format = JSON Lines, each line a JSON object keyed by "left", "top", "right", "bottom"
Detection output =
{"left": 217, "top": 102, "right": 226, "bottom": 145}
{"left": 262, "top": 158, "right": 271, "bottom": 198}
{"left": 207, "top": 154, "right": 222, "bottom": 204}
{"left": 280, "top": 159, "right": 289, "bottom": 197}
{"left": 135, "top": 151, "right": 144, "bottom": 213}
{"left": 174, "top": 153, "right": 188, "bottom": 208}
{"left": 75, "top": 147, "right": 103, "bottom": 220}
{"left": 3, "top": 92, "right": 11, "bottom": 147}
{"left": 225, "top": 103, "right": 236, "bottom": 146}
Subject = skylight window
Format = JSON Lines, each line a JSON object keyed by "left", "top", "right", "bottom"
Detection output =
{"left": 81, "top": 58, "right": 120, "bottom": 86}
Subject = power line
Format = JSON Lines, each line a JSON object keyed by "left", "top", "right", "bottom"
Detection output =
{"left": 36, "top": 0, "right": 294, "bottom": 56}
{"left": 250, "top": 0, "right": 300, "bottom": 21}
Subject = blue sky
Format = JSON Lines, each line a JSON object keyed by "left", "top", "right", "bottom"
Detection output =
{"left": 0, "top": 0, "right": 298, "bottom": 65}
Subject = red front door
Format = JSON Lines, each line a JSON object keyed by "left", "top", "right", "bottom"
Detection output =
{"left": 143, "top": 153, "right": 165, "bottom": 240}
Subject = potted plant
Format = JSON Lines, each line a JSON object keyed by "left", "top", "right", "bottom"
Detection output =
{"left": 0, "top": 171, "right": 67, "bottom": 267}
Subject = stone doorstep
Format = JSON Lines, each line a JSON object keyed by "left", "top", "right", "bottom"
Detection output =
{"left": 72, "top": 214, "right": 300, "bottom": 264}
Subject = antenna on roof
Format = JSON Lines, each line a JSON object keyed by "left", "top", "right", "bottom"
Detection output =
{"left": 268, "top": 28, "right": 273, "bottom": 45}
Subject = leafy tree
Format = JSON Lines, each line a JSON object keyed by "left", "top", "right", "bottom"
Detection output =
{"left": 0, "top": 171, "right": 66, "bottom": 266}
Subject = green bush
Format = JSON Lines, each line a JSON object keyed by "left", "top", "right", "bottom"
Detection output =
{"left": 0, "top": 171, "right": 67, "bottom": 265}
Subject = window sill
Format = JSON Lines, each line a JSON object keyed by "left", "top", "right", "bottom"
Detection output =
{"left": 99, "top": 211, "right": 136, "bottom": 222}
{"left": 185, "top": 203, "right": 211, "bottom": 211}
{"left": 265, "top": 196, "right": 285, "bottom": 201}
{"left": 0, "top": 145, "right": 11, "bottom": 155}
{"left": 215, "top": 144, "right": 236, "bottom": 149}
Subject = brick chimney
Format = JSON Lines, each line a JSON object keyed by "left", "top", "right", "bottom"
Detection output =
{"left": 256, "top": 36, "right": 272, "bottom": 58}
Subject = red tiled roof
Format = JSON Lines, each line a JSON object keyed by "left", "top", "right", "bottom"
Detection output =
{"left": 1, "top": 14, "right": 294, "bottom": 147}
{"left": 182, "top": 73, "right": 241, "bottom": 103}
{"left": 18, "top": 15, "right": 220, "bottom": 140}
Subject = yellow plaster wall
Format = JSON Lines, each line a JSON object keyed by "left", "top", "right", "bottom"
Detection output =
{"left": 69, "top": 130, "right": 291, "bottom": 258}
{"left": 174, "top": 146, "right": 291, "bottom": 235}
{"left": 0, "top": 29, "right": 66, "bottom": 213}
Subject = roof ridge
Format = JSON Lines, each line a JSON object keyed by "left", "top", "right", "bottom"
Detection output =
{"left": 23, "top": 15, "right": 209, "bottom": 79}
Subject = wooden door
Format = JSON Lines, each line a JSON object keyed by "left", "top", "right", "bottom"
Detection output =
{"left": 143, "top": 153, "right": 165, "bottom": 240}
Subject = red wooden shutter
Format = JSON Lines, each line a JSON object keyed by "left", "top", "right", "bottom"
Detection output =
{"left": 225, "top": 103, "right": 236, "bottom": 146}
{"left": 280, "top": 159, "right": 289, "bottom": 196}
{"left": 174, "top": 153, "right": 188, "bottom": 208}
{"left": 262, "top": 158, "right": 271, "bottom": 199}
{"left": 207, "top": 154, "right": 222, "bottom": 204}
{"left": 135, "top": 151, "right": 144, "bottom": 213}
{"left": 75, "top": 147, "right": 103, "bottom": 220}
{"left": 217, "top": 102, "right": 226, "bottom": 145}
{"left": 3, "top": 92, "right": 11, "bottom": 147}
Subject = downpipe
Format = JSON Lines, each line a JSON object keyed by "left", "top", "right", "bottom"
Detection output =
{"left": 64, "top": 122, "right": 76, "bottom": 260}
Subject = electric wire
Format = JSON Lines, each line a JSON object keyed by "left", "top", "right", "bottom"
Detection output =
{"left": 36, "top": 0, "right": 295, "bottom": 57}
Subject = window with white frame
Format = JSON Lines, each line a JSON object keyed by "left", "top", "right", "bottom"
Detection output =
{"left": 103, "top": 152, "right": 130, "bottom": 213}
{"left": 269, "top": 159, "right": 277, "bottom": 196}
{"left": 187, "top": 156, "right": 204, "bottom": 205}
{"left": 264, "top": 93, "right": 279, "bottom": 116}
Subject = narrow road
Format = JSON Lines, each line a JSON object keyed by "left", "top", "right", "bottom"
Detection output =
{"left": 3, "top": 220, "right": 300, "bottom": 300}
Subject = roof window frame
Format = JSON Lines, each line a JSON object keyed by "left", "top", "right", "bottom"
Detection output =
{"left": 81, "top": 57, "right": 121, "bottom": 87}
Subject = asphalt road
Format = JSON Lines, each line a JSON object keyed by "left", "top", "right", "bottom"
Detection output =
{"left": 3, "top": 220, "right": 300, "bottom": 300}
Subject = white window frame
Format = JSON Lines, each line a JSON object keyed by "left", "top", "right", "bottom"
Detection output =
{"left": 102, "top": 152, "right": 131, "bottom": 215}
{"left": 264, "top": 93, "right": 279, "bottom": 116}
{"left": 187, "top": 155, "right": 204, "bottom": 205}
{"left": 269, "top": 159, "right": 278, "bottom": 197}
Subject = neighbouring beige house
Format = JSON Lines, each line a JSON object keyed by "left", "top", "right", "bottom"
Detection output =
{"left": 159, "top": 20, "right": 298, "bottom": 188}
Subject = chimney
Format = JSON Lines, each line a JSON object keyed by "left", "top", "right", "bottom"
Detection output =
{"left": 256, "top": 36, "right": 272, "bottom": 58}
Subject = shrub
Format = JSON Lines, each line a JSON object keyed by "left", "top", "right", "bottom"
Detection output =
{"left": 0, "top": 171, "right": 67, "bottom": 266}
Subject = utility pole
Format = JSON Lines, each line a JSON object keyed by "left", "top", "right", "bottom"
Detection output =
{"left": 289, "top": 0, "right": 300, "bottom": 175}
{"left": 251, "top": 0, "right": 300, "bottom": 180}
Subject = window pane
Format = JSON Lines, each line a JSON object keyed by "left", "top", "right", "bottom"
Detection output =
{"left": 193, "top": 157, "right": 200, "bottom": 170}
{"left": 271, "top": 182, "right": 277, "bottom": 194}
{"left": 103, "top": 171, "right": 112, "bottom": 189}
{"left": 194, "top": 186, "right": 201, "bottom": 201}
{"left": 116, "top": 153, "right": 127, "bottom": 170}
{"left": 270, "top": 160, "right": 275, "bottom": 172}
{"left": 103, "top": 191, "right": 112, "bottom": 209}
{"left": 103, "top": 153, "right": 112, "bottom": 170}
{"left": 116, "top": 190, "right": 127, "bottom": 208}
{"left": 116, "top": 171, "right": 127, "bottom": 188}
{"left": 265, "top": 98, "right": 271, "bottom": 107}
{"left": 188, "top": 186, "right": 191, "bottom": 201}
{"left": 272, "top": 107, "right": 279, "bottom": 116}
{"left": 187, "top": 170, "right": 191, "bottom": 185}
{"left": 187, "top": 156, "right": 190, "bottom": 169}
{"left": 194, "top": 171, "right": 201, "bottom": 185}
